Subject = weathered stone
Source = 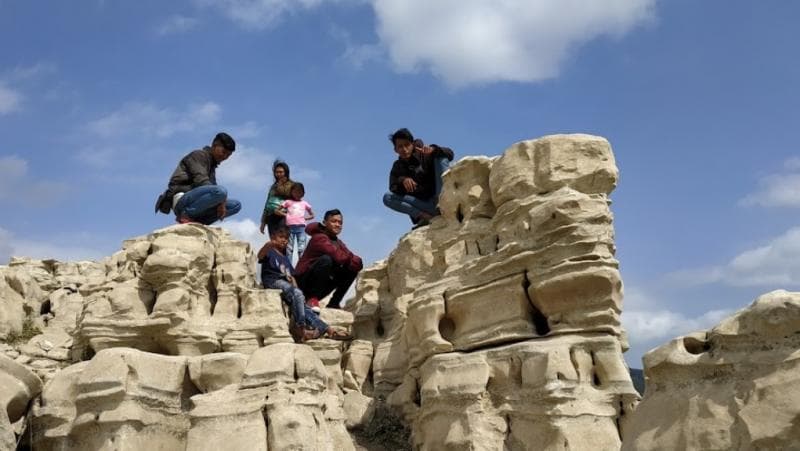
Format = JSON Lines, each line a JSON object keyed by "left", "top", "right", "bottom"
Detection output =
{"left": 623, "top": 290, "right": 800, "bottom": 451}
{"left": 0, "top": 354, "right": 42, "bottom": 450}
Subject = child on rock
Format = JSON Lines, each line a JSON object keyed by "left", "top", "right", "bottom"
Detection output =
{"left": 257, "top": 225, "right": 351, "bottom": 343}
{"left": 281, "top": 182, "right": 314, "bottom": 263}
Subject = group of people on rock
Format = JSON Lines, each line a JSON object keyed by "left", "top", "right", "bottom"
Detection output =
{"left": 154, "top": 129, "right": 454, "bottom": 343}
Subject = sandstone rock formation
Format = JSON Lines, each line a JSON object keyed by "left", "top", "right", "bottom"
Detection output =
{"left": 622, "top": 289, "right": 800, "bottom": 451}
{"left": 0, "top": 354, "right": 42, "bottom": 450}
{"left": 349, "top": 134, "right": 639, "bottom": 449}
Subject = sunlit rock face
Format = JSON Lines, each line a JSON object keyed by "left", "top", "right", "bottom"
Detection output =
{"left": 623, "top": 290, "right": 800, "bottom": 451}
{"left": 349, "top": 134, "right": 639, "bottom": 449}
{"left": 29, "top": 346, "right": 352, "bottom": 451}
{"left": 0, "top": 354, "right": 42, "bottom": 449}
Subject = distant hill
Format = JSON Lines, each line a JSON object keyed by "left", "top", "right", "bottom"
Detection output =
{"left": 630, "top": 368, "right": 645, "bottom": 395}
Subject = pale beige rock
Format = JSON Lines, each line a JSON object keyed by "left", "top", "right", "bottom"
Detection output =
{"left": 623, "top": 290, "right": 800, "bottom": 451}
{"left": 0, "top": 271, "right": 25, "bottom": 340}
{"left": 30, "top": 345, "right": 356, "bottom": 450}
{"left": 0, "top": 354, "right": 43, "bottom": 450}
{"left": 346, "top": 134, "right": 633, "bottom": 449}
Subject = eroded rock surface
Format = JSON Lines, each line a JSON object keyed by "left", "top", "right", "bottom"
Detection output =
{"left": 349, "top": 134, "right": 638, "bottom": 449}
{"left": 30, "top": 346, "right": 352, "bottom": 451}
{"left": 623, "top": 290, "right": 800, "bottom": 451}
{"left": 0, "top": 354, "right": 42, "bottom": 450}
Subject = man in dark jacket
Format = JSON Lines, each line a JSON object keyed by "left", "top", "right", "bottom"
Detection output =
{"left": 154, "top": 132, "right": 241, "bottom": 225}
{"left": 294, "top": 209, "right": 363, "bottom": 311}
{"left": 382, "top": 128, "right": 454, "bottom": 227}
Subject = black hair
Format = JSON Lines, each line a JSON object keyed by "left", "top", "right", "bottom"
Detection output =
{"left": 291, "top": 182, "right": 305, "bottom": 197}
{"left": 323, "top": 209, "right": 342, "bottom": 221}
{"left": 212, "top": 132, "right": 236, "bottom": 152}
{"left": 269, "top": 224, "right": 290, "bottom": 238}
{"left": 389, "top": 128, "right": 414, "bottom": 145}
{"left": 272, "top": 160, "right": 291, "bottom": 182}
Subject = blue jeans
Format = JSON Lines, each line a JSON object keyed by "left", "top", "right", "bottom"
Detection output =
{"left": 174, "top": 185, "right": 241, "bottom": 225}
{"left": 287, "top": 224, "right": 307, "bottom": 261}
{"left": 267, "top": 279, "right": 328, "bottom": 333}
{"left": 383, "top": 156, "right": 450, "bottom": 221}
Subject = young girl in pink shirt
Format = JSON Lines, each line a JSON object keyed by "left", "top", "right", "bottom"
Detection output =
{"left": 281, "top": 183, "right": 314, "bottom": 262}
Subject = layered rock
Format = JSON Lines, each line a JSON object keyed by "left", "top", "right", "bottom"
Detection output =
{"left": 30, "top": 346, "right": 352, "bottom": 450}
{"left": 0, "top": 354, "right": 42, "bottom": 449}
{"left": 349, "top": 134, "right": 638, "bottom": 448}
{"left": 623, "top": 290, "right": 800, "bottom": 451}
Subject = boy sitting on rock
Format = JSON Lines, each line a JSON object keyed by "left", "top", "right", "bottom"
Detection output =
{"left": 258, "top": 225, "right": 351, "bottom": 342}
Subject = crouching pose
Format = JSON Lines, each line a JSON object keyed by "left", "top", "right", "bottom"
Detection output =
{"left": 258, "top": 226, "right": 352, "bottom": 342}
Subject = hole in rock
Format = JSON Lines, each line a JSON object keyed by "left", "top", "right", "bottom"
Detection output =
{"left": 438, "top": 317, "right": 455, "bottom": 342}
{"left": 522, "top": 273, "right": 550, "bottom": 336}
{"left": 40, "top": 299, "right": 52, "bottom": 315}
{"left": 683, "top": 336, "right": 711, "bottom": 355}
{"left": 456, "top": 204, "right": 465, "bottom": 223}
{"left": 376, "top": 321, "right": 385, "bottom": 338}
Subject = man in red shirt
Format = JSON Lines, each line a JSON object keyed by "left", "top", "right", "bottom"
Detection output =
{"left": 295, "top": 209, "right": 363, "bottom": 311}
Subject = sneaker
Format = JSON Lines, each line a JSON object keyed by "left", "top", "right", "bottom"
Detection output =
{"left": 307, "top": 297, "right": 321, "bottom": 313}
{"left": 176, "top": 215, "right": 195, "bottom": 224}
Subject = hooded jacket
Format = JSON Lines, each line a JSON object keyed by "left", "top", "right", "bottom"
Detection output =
{"left": 388, "top": 143, "right": 454, "bottom": 199}
{"left": 295, "top": 222, "right": 363, "bottom": 275}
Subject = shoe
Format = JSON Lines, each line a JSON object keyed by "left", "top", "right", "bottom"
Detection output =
{"left": 411, "top": 218, "right": 430, "bottom": 230}
{"left": 307, "top": 297, "right": 321, "bottom": 313}
{"left": 176, "top": 215, "right": 195, "bottom": 224}
{"left": 325, "top": 328, "right": 353, "bottom": 341}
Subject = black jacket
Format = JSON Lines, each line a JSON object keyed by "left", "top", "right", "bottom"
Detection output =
{"left": 389, "top": 144, "right": 454, "bottom": 200}
{"left": 155, "top": 147, "right": 218, "bottom": 213}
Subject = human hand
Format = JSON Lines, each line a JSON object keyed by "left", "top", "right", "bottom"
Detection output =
{"left": 402, "top": 177, "right": 418, "bottom": 192}
{"left": 287, "top": 275, "right": 297, "bottom": 288}
{"left": 419, "top": 145, "right": 434, "bottom": 156}
{"left": 274, "top": 207, "right": 287, "bottom": 217}
{"left": 217, "top": 202, "right": 227, "bottom": 220}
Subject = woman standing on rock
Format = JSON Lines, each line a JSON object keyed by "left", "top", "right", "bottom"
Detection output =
{"left": 260, "top": 160, "right": 294, "bottom": 235}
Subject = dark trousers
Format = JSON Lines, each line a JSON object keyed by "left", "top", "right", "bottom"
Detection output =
{"left": 296, "top": 255, "right": 358, "bottom": 308}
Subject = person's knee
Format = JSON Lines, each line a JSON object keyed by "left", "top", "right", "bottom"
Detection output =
{"left": 227, "top": 199, "right": 242, "bottom": 215}
{"left": 382, "top": 192, "right": 395, "bottom": 207}
{"left": 317, "top": 254, "right": 333, "bottom": 268}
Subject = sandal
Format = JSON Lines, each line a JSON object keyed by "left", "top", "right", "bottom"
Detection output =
{"left": 325, "top": 328, "right": 353, "bottom": 341}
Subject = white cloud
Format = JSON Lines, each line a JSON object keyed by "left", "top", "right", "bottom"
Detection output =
{"left": 7, "top": 62, "right": 58, "bottom": 82}
{"left": 216, "top": 146, "right": 277, "bottom": 191}
{"left": 0, "top": 156, "right": 68, "bottom": 205}
{"left": 217, "top": 146, "right": 320, "bottom": 191}
{"left": 668, "top": 226, "right": 800, "bottom": 288}
{"left": 330, "top": 25, "right": 383, "bottom": 69}
{"left": 0, "top": 227, "right": 106, "bottom": 264}
{"left": 621, "top": 285, "right": 731, "bottom": 342}
{"left": 372, "top": 0, "right": 656, "bottom": 87}
{"left": 86, "top": 101, "right": 222, "bottom": 139}
{"left": 219, "top": 218, "right": 267, "bottom": 253}
{"left": 0, "top": 82, "right": 22, "bottom": 114}
{"left": 194, "top": 0, "right": 340, "bottom": 30}
{"left": 155, "top": 15, "right": 200, "bottom": 36}
{"left": 740, "top": 157, "right": 800, "bottom": 207}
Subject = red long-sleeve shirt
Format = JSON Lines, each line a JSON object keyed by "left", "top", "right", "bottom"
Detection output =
{"left": 295, "top": 222, "right": 363, "bottom": 276}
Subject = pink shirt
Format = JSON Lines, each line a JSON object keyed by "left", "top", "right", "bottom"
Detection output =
{"left": 281, "top": 199, "right": 313, "bottom": 226}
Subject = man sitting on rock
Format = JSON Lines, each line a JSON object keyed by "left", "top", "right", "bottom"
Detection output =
{"left": 295, "top": 209, "right": 363, "bottom": 311}
{"left": 257, "top": 225, "right": 351, "bottom": 342}
{"left": 154, "top": 132, "right": 241, "bottom": 225}
{"left": 383, "top": 128, "right": 454, "bottom": 228}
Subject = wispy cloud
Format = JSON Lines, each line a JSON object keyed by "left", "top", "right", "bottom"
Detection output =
{"left": 0, "top": 156, "right": 69, "bottom": 206}
{"left": 155, "top": 15, "right": 200, "bottom": 36}
{"left": 0, "top": 82, "right": 22, "bottom": 114}
{"left": 219, "top": 218, "right": 266, "bottom": 253}
{"left": 668, "top": 226, "right": 800, "bottom": 288}
{"left": 740, "top": 157, "right": 800, "bottom": 207}
{"left": 329, "top": 25, "right": 383, "bottom": 69}
{"left": 193, "top": 0, "right": 341, "bottom": 30}
{"left": 621, "top": 285, "right": 732, "bottom": 342}
{"left": 0, "top": 227, "right": 106, "bottom": 264}
{"left": 86, "top": 101, "right": 222, "bottom": 139}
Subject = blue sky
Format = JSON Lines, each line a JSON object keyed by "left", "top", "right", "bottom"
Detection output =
{"left": 1, "top": 0, "right": 798, "bottom": 366}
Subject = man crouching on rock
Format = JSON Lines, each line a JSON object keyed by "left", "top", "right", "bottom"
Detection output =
{"left": 154, "top": 132, "right": 241, "bottom": 225}
{"left": 294, "top": 209, "right": 363, "bottom": 311}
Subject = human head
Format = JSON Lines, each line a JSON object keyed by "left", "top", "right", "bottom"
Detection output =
{"left": 273, "top": 160, "right": 290, "bottom": 183}
{"left": 211, "top": 132, "right": 236, "bottom": 163}
{"left": 290, "top": 182, "right": 305, "bottom": 201}
{"left": 322, "top": 209, "right": 343, "bottom": 236}
{"left": 269, "top": 225, "right": 290, "bottom": 251}
{"left": 389, "top": 128, "right": 416, "bottom": 160}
